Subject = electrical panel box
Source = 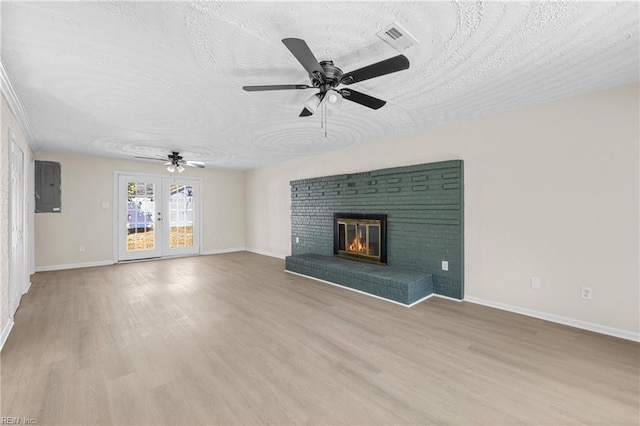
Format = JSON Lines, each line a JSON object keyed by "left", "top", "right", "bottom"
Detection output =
{"left": 35, "top": 160, "right": 61, "bottom": 213}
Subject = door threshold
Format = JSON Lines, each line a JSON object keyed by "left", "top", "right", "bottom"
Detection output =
{"left": 117, "top": 253, "right": 201, "bottom": 264}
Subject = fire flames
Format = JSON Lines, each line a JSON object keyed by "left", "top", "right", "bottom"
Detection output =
{"left": 348, "top": 229, "right": 367, "bottom": 253}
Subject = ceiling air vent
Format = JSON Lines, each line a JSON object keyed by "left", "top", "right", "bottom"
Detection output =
{"left": 376, "top": 23, "right": 418, "bottom": 52}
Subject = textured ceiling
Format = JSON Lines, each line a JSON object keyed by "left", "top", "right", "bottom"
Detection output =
{"left": 2, "top": 1, "right": 638, "bottom": 169}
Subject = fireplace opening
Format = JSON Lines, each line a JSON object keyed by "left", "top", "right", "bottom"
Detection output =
{"left": 334, "top": 213, "right": 387, "bottom": 265}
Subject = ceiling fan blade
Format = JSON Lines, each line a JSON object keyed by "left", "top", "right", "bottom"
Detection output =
{"left": 339, "top": 89, "right": 386, "bottom": 110}
{"left": 340, "top": 55, "right": 410, "bottom": 85}
{"left": 243, "top": 84, "right": 312, "bottom": 92}
{"left": 282, "top": 38, "right": 327, "bottom": 80}
{"left": 185, "top": 161, "right": 205, "bottom": 168}
{"left": 135, "top": 156, "right": 166, "bottom": 161}
{"left": 299, "top": 107, "right": 313, "bottom": 117}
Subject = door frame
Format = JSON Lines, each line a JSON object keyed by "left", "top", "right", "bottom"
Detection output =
{"left": 9, "top": 131, "right": 27, "bottom": 320}
{"left": 113, "top": 171, "right": 203, "bottom": 262}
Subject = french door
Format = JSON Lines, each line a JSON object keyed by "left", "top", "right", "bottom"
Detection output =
{"left": 117, "top": 174, "right": 200, "bottom": 261}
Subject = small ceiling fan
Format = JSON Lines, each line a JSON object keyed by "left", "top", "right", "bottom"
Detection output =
{"left": 242, "top": 38, "right": 410, "bottom": 116}
{"left": 135, "top": 151, "right": 205, "bottom": 173}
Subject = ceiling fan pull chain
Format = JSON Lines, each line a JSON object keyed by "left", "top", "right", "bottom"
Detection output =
{"left": 321, "top": 100, "right": 326, "bottom": 137}
{"left": 324, "top": 101, "right": 328, "bottom": 138}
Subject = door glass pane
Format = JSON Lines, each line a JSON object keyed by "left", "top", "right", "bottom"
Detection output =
{"left": 356, "top": 224, "right": 366, "bottom": 254}
{"left": 127, "top": 181, "right": 155, "bottom": 252}
{"left": 169, "top": 184, "right": 194, "bottom": 249}
{"left": 346, "top": 224, "right": 356, "bottom": 253}
{"left": 369, "top": 225, "right": 380, "bottom": 257}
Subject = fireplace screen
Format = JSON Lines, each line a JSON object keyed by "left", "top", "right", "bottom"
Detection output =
{"left": 334, "top": 213, "right": 387, "bottom": 264}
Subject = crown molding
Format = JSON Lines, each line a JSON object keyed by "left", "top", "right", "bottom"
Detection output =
{"left": 0, "top": 58, "right": 38, "bottom": 151}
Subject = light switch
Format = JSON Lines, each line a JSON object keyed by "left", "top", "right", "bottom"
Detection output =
{"left": 531, "top": 277, "right": 541, "bottom": 289}
{"left": 442, "top": 261, "right": 448, "bottom": 271}
{"left": 102, "top": 202, "right": 109, "bottom": 209}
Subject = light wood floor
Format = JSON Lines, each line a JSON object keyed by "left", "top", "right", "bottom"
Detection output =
{"left": 2, "top": 252, "right": 638, "bottom": 425}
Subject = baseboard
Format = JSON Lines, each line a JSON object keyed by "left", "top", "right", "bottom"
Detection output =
{"left": 200, "top": 247, "right": 247, "bottom": 256}
{"left": 37, "top": 251, "right": 253, "bottom": 270}
{"left": 0, "top": 319, "right": 14, "bottom": 352}
{"left": 285, "top": 270, "right": 432, "bottom": 307}
{"left": 246, "top": 248, "right": 287, "bottom": 260}
{"left": 407, "top": 293, "right": 435, "bottom": 307}
{"left": 23, "top": 280, "right": 31, "bottom": 295}
{"left": 433, "top": 294, "right": 463, "bottom": 303}
{"left": 464, "top": 296, "right": 639, "bottom": 342}
{"left": 35, "top": 260, "right": 114, "bottom": 272}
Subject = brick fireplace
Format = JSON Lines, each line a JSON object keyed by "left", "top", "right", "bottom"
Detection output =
{"left": 287, "top": 160, "right": 464, "bottom": 301}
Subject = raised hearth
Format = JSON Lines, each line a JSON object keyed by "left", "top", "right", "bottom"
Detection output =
{"left": 286, "top": 253, "right": 433, "bottom": 305}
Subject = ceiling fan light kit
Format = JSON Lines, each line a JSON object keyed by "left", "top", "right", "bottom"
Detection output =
{"left": 135, "top": 151, "right": 206, "bottom": 173}
{"left": 304, "top": 93, "right": 324, "bottom": 114}
{"left": 168, "top": 163, "right": 185, "bottom": 173}
{"left": 166, "top": 157, "right": 185, "bottom": 173}
{"left": 242, "top": 38, "right": 410, "bottom": 135}
{"left": 325, "top": 89, "right": 342, "bottom": 108}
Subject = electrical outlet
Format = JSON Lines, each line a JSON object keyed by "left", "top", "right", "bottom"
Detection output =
{"left": 295, "top": 237, "right": 299, "bottom": 244}
{"left": 531, "top": 277, "right": 541, "bottom": 289}
{"left": 581, "top": 286, "right": 593, "bottom": 300}
{"left": 442, "top": 261, "right": 448, "bottom": 271}
{"left": 79, "top": 245, "right": 85, "bottom": 253}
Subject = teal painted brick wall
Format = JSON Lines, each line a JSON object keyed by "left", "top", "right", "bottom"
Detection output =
{"left": 290, "top": 160, "right": 464, "bottom": 299}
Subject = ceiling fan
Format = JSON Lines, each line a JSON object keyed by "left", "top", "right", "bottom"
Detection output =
{"left": 135, "top": 151, "right": 205, "bottom": 173}
{"left": 242, "top": 38, "right": 410, "bottom": 117}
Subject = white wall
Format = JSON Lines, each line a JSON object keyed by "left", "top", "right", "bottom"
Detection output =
{"left": 33, "top": 151, "right": 245, "bottom": 269}
{"left": 244, "top": 84, "right": 639, "bottom": 336}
